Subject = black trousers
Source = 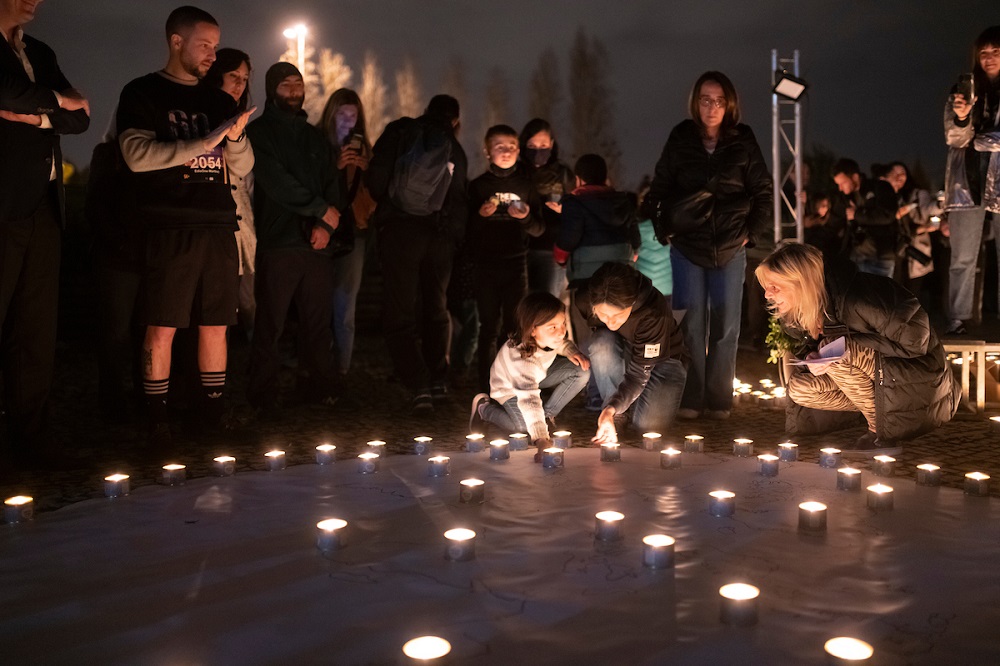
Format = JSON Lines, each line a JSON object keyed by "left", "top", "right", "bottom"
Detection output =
{"left": 377, "top": 220, "right": 453, "bottom": 393}
{"left": 0, "top": 191, "right": 60, "bottom": 450}
{"left": 95, "top": 258, "right": 143, "bottom": 419}
{"left": 475, "top": 257, "right": 528, "bottom": 390}
{"left": 248, "top": 249, "right": 335, "bottom": 407}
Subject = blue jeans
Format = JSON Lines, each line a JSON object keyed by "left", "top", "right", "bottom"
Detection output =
{"left": 331, "top": 235, "right": 366, "bottom": 372}
{"left": 670, "top": 246, "right": 744, "bottom": 412}
{"left": 482, "top": 356, "right": 590, "bottom": 435}
{"left": 948, "top": 207, "right": 1000, "bottom": 320}
{"left": 587, "top": 328, "right": 687, "bottom": 431}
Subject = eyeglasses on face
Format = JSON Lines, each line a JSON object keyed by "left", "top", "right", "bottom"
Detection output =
{"left": 699, "top": 97, "right": 726, "bottom": 109}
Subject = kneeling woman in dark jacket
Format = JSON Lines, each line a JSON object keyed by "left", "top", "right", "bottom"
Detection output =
{"left": 755, "top": 243, "right": 960, "bottom": 456}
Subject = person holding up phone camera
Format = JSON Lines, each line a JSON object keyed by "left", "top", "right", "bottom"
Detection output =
{"left": 942, "top": 25, "right": 1000, "bottom": 336}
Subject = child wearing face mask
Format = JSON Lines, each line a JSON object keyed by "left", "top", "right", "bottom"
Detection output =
{"left": 469, "top": 292, "right": 590, "bottom": 454}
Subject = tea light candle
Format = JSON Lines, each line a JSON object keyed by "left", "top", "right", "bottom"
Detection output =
{"left": 837, "top": 467, "right": 862, "bottom": 491}
{"left": 465, "top": 433, "right": 485, "bottom": 453}
{"left": 413, "top": 436, "right": 433, "bottom": 456}
{"left": 719, "top": 583, "right": 759, "bottom": 626}
{"left": 402, "top": 636, "right": 451, "bottom": 662}
{"left": 366, "top": 439, "right": 387, "bottom": 456}
{"left": 3, "top": 495, "right": 33, "bottom": 524}
{"left": 600, "top": 442, "right": 622, "bottom": 462}
{"left": 964, "top": 471, "right": 991, "bottom": 496}
{"left": 915, "top": 463, "right": 942, "bottom": 486}
{"left": 866, "top": 483, "right": 894, "bottom": 511}
{"left": 641, "top": 534, "right": 676, "bottom": 569}
{"left": 162, "top": 464, "right": 186, "bottom": 486}
{"left": 684, "top": 434, "right": 704, "bottom": 453}
{"left": 642, "top": 431, "right": 662, "bottom": 452}
{"left": 213, "top": 455, "right": 236, "bottom": 476}
{"left": 552, "top": 430, "right": 573, "bottom": 449}
{"left": 459, "top": 478, "right": 485, "bottom": 504}
{"left": 867, "top": 453, "right": 894, "bottom": 476}
{"left": 315, "top": 444, "right": 336, "bottom": 465}
{"left": 316, "top": 518, "right": 347, "bottom": 553}
{"left": 103, "top": 474, "right": 130, "bottom": 498}
{"left": 819, "top": 447, "right": 842, "bottom": 468}
{"left": 758, "top": 394, "right": 775, "bottom": 409}
{"left": 357, "top": 452, "right": 380, "bottom": 474}
{"left": 738, "top": 386, "right": 752, "bottom": 402}
{"left": 760, "top": 378, "right": 775, "bottom": 389}
{"left": 594, "top": 511, "right": 625, "bottom": 541}
{"left": 824, "top": 637, "right": 874, "bottom": 664}
{"left": 660, "top": 447, "right": 682, "bottom": 469}
{"left": 541, "top": 447, "right": 564, "bottom": 468}
{"left": 771, "top": 386, "right": 788, "bottom": 407}
{"left": 443, "top": 528, "right": 476, "bottom": 561}
{"left": 798, "top": 501, "right": 827, "bottom": 532}
{"left": 489, "top": 439, "right": 510, "bottom": 461}
{"left": 265, "top": 450, "right": 286, "bottom": 471}
{"left": 750, "top": 390, "right": 764, "bottom": 404}
{"left": 708, "top": 490, "right": 736, "bottom": 517}
{"left": 757, "top": 453, "right": 779, "bottom": 477}
{"left": 990, "top": 416, "right": 1000, "bottom": 434}
{"left": 732, "top": 438, "right": 754, "bottom": 457}
{"left": 427, "top": 455, "right": 451, "bottom": 477}
{"left": 778, "top": 441, "right": 799, "bottom": 462}
{"left": 508, "top": 432, "right": 529, "bottom": 451}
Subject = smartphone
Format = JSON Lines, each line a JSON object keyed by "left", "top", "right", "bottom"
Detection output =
{"left": 957, "top": 73, "right": 975, "bottom": 102}
{"left": 347, "top": 133, "right": 363, "bottom": 151}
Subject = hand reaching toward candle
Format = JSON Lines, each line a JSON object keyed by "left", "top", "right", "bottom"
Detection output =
{"left": 592, "top": 406, "right": 618, "bottom": 444}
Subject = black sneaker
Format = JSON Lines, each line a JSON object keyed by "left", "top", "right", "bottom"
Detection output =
{"left": 147, "top": 421, "right": 172, "bottom": 449}
{"left": 431, "top": 382, "right": 449, "bottom": 401}
{"left": 843, "top": 431, "right": 902, "bottom": 458}
{"left": 945, "top": 319, "right": 967, "bottom": 336}
{"left": 412, "top": 393, "right": 434, "bottom": 415}
{"left": 469, "top": 393, "right": 489, "bottom": 433}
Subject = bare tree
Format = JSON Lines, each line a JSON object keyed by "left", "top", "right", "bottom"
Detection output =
{"left": 483, "top": 68, "right": 511, "bottom": 130}
{"left": 360, "top": 50, "right": 389, "bottom": 141}
{"left": 441, "top": 56, "right": 467, "bottom": 107}
{"left": 569, "top": 28, "right": 623, "bottom": 183}
{"left": 303, "top": 48, "right": 352, "bottom": 121}
{"left": 281, "top": 37, "right": 322, "bottom": 119}
{"left": 395, "top": 56, "right": 423, "bottom": 119}
{"left": 529, "top": 48, "right": 562, "bottom": 124}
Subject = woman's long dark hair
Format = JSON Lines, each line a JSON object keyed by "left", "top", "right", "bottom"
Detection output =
{"left": 518, "top": 118, "right": 561, "bottom": 163}
{"left": 509, "top": 292, "right": 566, "bottom": 359}
{"left": 203, "top": 48, "right": 252, "bottom": 112}
{"left": 688, "top": 70, "right": 740, "bottom": 136}
{"left": 318, "top": 88, "right": 370, "bottom": 152}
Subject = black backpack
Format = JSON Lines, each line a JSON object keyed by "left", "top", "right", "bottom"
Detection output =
{"left": 389, "top": 118, "right": 453, "bottom": 216}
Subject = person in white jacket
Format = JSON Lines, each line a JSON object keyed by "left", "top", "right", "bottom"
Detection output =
{"left": 470, "top": 292, "right": 590, "bottom": 454}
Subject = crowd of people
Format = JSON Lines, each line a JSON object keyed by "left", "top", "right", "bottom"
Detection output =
{"left": 1, "top": 3, "right": 995, "bottom": 467}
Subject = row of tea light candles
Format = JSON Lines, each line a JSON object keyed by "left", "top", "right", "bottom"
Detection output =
{"left": 4, "top": 432, "right": 993, "bottom": 524}
{"left": 733, "top": 377, "right": 788, "bottom": 409}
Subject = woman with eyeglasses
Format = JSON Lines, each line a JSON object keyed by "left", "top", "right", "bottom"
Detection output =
{"left": 644, "top": 71, "right": 772, "bottom": 420}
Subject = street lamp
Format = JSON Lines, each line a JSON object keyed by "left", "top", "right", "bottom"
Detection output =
{"left": 283, "top": 23, "right": 307, "bottom": 74}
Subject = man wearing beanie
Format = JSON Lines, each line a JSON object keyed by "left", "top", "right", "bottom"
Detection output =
{"left": 116, "top": 6, "right": 254, "bottom": 448}
{"left": 245, "top": 62, "right": 343, "bottom": 416}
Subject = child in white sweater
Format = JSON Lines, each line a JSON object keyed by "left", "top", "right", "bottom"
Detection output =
{"left": 469, "top": 292, "right": 590, "bottom": 453}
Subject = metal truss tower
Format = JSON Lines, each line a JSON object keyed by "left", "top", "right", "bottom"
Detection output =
{"left": 771, "top": 50, "right": 804, "bottom": 243}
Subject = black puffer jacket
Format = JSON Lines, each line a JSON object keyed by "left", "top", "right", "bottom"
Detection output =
{"left": 647, "top": 119, "right": 773, "bottom": 268}
{"left": 795, "top": 262, "right": 960, "bottom": 441}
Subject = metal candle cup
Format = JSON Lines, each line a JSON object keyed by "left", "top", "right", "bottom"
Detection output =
{"left": 837, "top": 467, "right": 862, "bottom": 491}
{"left": 719, "top": 583, "right": 760, "bottom": 626}
{"left": 552, "top": 430, "right": 573, "bottom": 449}
{"left": 684, "top": 434, "right": 705, "bottom": 453}
{"left": 594, "top": 511, "right": 625, "bottom": 542}
{"left": 508, "top": 432, "right": 529, "bottom": 451}
{"left": 541, "top": 447, "right": 564, "bottom": 468}
{"left": 641, "top": 534, "right": 676, "bottom": 569}
{"left": 315, "top": 444, "right": 336, "bottom": 465}
{"left": 357, "top": 452, "right": 380, "bottom": 474}
{"left": 3, "top": 495, "right": 34, "bottom": 524}
{"left": 103, "top": 474, "right": 130, "bottom": 498}
{"left": 366, "top": 440, "right": 387, "bottom": 456}
{"left": 991, "top": 416, "right": 1000, "bottom": 434}
{"left": 402, "top": 636, "right": 452, "bottom": 662}
{"left": 265, "top": 450, "right": 286, "bottom": 471}
{"left": 162, "top": 464, "right": 186, "bottom": 486}
{"left": 771, "top": 387, "right": 788, "bottom": 408}
{"left": 733, "top": 438, "right": 754, "bottom": 458}
{"left": 600, "top": 442, "right": 621, "bottom": 462}
{"left": 660, "top": 448, "right": 682, "bottom": 469}
{"left": 443, "top": 528, "right": 476, "bottom": 561}
{"left": 798, "top": 501, "right": 827, "bottom": 532}
{"left": 824, "top": 637, "right": 874, "bottom": 664}
{"left": 642, "top": 431, "right": 662, "bottom": 452}
{"left": 465, "top": 433, "right": 485, "bottom": 453}
{"left": 459, "top": 478, "right": 485, "bottom": 504}
{"left": 872, "top": 455, "right": 896, "bottom": 477}
{"left": 709, "top": 490, "right": 736, "bottom": 517}
{"left": 758, "top": 394, "right": 775, "bottom": 409}
{"left": 757, "top": 454, "right": 779, "bottom": 477}
{"left": 866, "top": 483, "right": 894, "bottom": 511}
{"left": 427, "top": 456, "right": 451, "bottom": 477}
{"left": 915, "top": 464, "right": 942, "bottom": 486}
{"left": 488, "top": 439, "right": 510, "bottom": 461}
{"left": 213, "top": 455, "right": 236, "bottom": 476}
{"left": 316, "top": 518, "right": 347, "bottom": 553}
{"left": 819, "top": 447, "right": 842, "bottom": 469}
{"left": 964, "top": 472, "right": 991, "bottom": 496}
{"left": 413, "top": 436, "right": 433, "bottom": 456}
{"left": 778, "top": 441, "right": 799, "bottom": 462}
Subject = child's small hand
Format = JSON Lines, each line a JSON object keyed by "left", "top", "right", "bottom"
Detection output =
{"left": 509, "top": 201, "right": 529, "bottom": 219}
{"left": 545, "top": 201, "right": 562, "bottom": 214}
{"left": 479, "top": 199, "right": 498, "bottom": 217}
{"left": 567, "top": 352, "right": 590, "bottom": 371}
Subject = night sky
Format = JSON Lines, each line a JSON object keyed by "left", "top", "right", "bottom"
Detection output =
{"left": 27, "top": 0, "right": 997, "bottom": 188}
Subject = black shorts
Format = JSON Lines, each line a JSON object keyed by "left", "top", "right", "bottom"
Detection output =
{"left": 143, "top": 228, "right": 239, "bottom": 328}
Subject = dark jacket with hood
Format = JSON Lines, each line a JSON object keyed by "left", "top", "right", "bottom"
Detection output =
{"left": 557, "top": 185, "right": 638, "bottom": 280}
{"left": 789, "top": 261, "right": 960, "bottom": 441}
{"left": 524, "top": 152, "right": 574, "bottom": 252}
{"left": 574, "top": 272, "right": 688, "bottom": 414}
{"left": 467, "top": 162, "right": 544, "bottom": 262}
{"left": 647, "top": 119, "right": 772, "bottom": 268}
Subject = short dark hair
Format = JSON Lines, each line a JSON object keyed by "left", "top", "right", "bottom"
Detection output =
{"left": 589, "top": 262, "right": 640, "bottom": 311}
{"left": 424, "top": 94, "right": 460, "bottom": 123}
{"left": 484, "top": 124, "right": 518, "bottom": 147}
{"left": 574, "top": 154, "right": 607, "bottom": 186}
{"left": 509, "top": 292, "right": 566, "bottom": 359}
{"left": 688, "top": 71, "right": 741, "bottom": 133}
{"left": 165, "top": 6, "right": 217, "bottom": 42}
{"left": 830, "top": 158, "right": 860, "bottom": 179}
{"left": 203, "top": 48, "right": 252, "bottom": 111}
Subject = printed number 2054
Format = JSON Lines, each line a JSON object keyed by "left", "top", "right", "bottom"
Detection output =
{"left": 186, "top": 155, "right": 223, "bottom": 170}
